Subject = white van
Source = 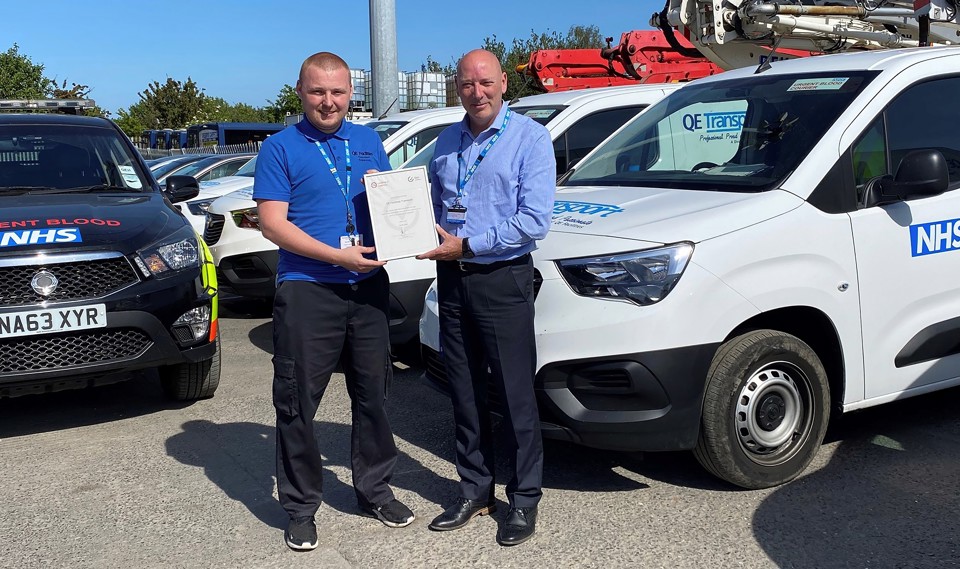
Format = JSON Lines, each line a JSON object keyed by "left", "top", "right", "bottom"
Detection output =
{"left": 206, "top": 83, "right": 680, "bottom": 346}
{"left": 421, "top": 47, "right": 960, "bottom": 489}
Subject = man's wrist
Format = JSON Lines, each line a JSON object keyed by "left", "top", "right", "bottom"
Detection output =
{"left": 461, "top": 237, "right": 475, "bottom": 259}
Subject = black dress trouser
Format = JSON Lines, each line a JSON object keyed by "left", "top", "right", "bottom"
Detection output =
{"left": 272, "top": 271, "right": 397, "bottom": 519}
{"left": 436, "top": 255, "right": 544, "bottom": 509}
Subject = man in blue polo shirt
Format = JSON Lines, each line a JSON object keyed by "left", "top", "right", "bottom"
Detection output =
{"left": 417, "top": 49, "right": 556, "bottom": 546}
{"left": 254, "top": 51, "right": 415, "bottom": 552}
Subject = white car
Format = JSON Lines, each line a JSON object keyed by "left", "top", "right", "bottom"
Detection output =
{"left": 179, "top": 156, "right": 258, "bottom": 234}
{"left": 206, "top": 84, "right": 680, "bottom": 345}
{"left": 421, "top": 47, "right": 960, "bottom": 490}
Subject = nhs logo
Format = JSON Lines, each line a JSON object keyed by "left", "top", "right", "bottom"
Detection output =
{"left": 910, "top": 219, "right": 960, "bottom": 256}
{"left": 0, "top": 228, "right": 82, "bottom": 248}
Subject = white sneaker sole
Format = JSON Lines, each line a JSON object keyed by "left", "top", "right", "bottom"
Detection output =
{"left": 371, "top": 509, "right": 415, "bottom": 528}
{"left": 284, "top": 536, "right": 319, "bottom": 551}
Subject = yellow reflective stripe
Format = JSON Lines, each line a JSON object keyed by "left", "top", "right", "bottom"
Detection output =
{"left": 195, "top": 231, "right": 218, "bottom": 323}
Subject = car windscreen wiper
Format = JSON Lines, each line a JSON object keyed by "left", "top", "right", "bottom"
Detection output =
{"left": 0, "top": 186, "right": 59, "bottom": 195}
{"left": 56, "top": 184, "right": 144, "bottom": 193}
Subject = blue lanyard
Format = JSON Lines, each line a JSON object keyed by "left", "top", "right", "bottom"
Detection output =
{"left": 456, "top": 108, "right": 512, "bottom": 202}
{"left": 315, "top": 138, "right": 355, "bottom": 234}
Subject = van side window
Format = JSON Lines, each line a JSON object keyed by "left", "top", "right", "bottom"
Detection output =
{"left": 851, "top": 118, "right": 887, "bottom": 203}
{"left": 388, "top": 124, "right": 449, "bottom": 169}
{"left": 553, "top": 106, "right": 645, "bottom": 175}
{"left": 883, "top": 77, "right": 960, "bottom": 188}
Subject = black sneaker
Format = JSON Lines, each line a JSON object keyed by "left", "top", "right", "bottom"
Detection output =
{"left": 284, "top": 516, "right": 318, "bottom": 551}
{"left": 365, "top": 498, "right": 415, "bottom": 528}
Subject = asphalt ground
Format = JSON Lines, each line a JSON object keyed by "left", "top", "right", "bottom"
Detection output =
{"left": 0, "top": 296, "right": 958, "bottom": 569}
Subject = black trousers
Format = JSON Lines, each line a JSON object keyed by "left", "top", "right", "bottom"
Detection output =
{"left": 436, "top": 255, "right": 544, "bottom": 508}
{"left": 272, "top": 271, "right": 397, "bottom": 519}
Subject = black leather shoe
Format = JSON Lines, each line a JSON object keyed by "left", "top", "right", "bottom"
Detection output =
{"left": 496, "top": 507, "right": 537, "bottom": 546}
{"left": 428, "top": 497, "right": 496, "bottom": 531}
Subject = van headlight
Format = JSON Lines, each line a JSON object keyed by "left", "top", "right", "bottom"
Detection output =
{"left": 134, "top": 226, "right": 201, "bottom": 278}
{"left": 556, "top": 243, "right": 693, "bottom": 305}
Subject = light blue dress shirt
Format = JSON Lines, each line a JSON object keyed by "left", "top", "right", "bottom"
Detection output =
{"left": 429, "top": 103, "right": 556, "bottom": 263}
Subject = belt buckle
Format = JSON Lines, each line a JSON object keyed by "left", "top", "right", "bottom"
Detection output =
{"left": 457, "top": 260, "right": 467, "bottom": 272}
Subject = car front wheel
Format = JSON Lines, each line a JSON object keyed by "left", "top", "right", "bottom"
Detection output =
{"left": 160, "top": 332, "right": 221, "bottom": 401}
{"left": 694, "top": 330, "right": 830, "bottom": 489}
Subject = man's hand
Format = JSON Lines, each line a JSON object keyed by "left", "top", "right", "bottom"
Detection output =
{"left": 336, "top": 245, "right": 386, "bottom": 272}
{"left": 417, "top": 225, "right": 463, "bottom": 261}
{"left": 360, "top": 168, "right": 379, "bottom": 185}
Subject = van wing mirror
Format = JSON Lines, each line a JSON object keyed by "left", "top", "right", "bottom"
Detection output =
{"left": 863, "top": 149, "right": 948, "bottom": 207}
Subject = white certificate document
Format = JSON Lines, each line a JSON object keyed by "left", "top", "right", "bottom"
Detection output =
{"left": 363, "top": 166, "right": 439, "bottom": 261}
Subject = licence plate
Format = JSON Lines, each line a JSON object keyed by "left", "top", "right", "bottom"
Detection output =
{"left": 0, "top": 304, "right": 107, "bottom": 339}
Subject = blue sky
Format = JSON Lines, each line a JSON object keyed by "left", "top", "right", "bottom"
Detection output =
{"left": 0, "top": 0, "right": 663, "bottom": 115}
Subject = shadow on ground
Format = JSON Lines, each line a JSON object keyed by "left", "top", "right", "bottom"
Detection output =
{"left": 0, "top": 370, "right": 191, "bottom": 438}
{"left": 752, "top": 386, "right": 960, "bottom": 568}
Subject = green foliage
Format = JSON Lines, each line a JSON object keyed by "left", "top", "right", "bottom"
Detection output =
{"left": 482, "top": 25, "right": 605, "bottom": 101}
{"left": 265, "top": 84, "right": 301, "bottom": 123}
{"left": 0, "top": 44, "right": 50, "bottom": 99}
{"left": 139, "top": 77, "right": 207, "bottom": 129}
{"left": 422, "top": 56, "right": 456, "bottom": 75}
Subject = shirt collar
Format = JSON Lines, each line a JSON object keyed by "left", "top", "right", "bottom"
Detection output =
{"left": 296, "top": 117, "right": 352, "bottom": 142}
{"left": 459, "top": 102, "right": 509, "bottom": 141}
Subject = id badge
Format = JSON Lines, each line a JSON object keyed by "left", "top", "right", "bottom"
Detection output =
{"left": 447, "top": 205, "right": 467, "bottom": 225}
{"left": 339, "top": 234, "right": 362, "bottom": 249}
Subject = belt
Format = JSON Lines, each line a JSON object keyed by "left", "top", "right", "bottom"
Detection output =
{"left": 445, "top": 254, "right": 531, "bottom": 273}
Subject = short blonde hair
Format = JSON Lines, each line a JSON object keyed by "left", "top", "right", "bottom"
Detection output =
{"left": 299, "top": 52, "right": 350, "bottom": 83}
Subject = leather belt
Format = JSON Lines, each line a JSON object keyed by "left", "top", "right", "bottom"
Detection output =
{"left": 444, "top": 254, "right": 531, "bottom": 273}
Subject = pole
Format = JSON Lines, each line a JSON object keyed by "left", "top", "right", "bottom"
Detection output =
{"left": 369, "top": 0, "right": 400, "bottom": 117}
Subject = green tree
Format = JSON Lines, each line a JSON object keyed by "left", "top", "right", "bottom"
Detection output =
{"left": 421, "top": 55, "right": 455, "bottom": 75}
{"left": 265, "top": 84, "right": 301, "bottom": 123}
{"left": 114, "top": 101, "right": 155, "bottom": 138}
{"left": 139, "top": 77, "right": 207, "bottom": 129}
{"left": 482, "top": 25, "right": 605, "bottom": 100}
{"left": 0, "top": 44, "right": 50, "bottom": 99}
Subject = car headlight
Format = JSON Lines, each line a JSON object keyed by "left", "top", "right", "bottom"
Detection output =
{"left": 556, "top": 243, "right": 693, "bottom": 306}
{"left": 186, "top": 199, "right": 215, "bottom": 216}
{"left": 134, "top": 226, "right": 201, "bottom": 278}
{"left": 231, "top": 206, "right": 261, "bottom": 230}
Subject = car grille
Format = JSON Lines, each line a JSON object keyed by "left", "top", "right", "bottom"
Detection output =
{"left": 0, "top": 328, "right": 152, "bottom": 374}
{"left": 0, "top": 257, "right": 138, "bottom": 308}
{"left": 204, "top": 213, "right": 225, "bottom": 245}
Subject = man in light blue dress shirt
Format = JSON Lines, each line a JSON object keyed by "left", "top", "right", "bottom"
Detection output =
{"left": 417, "top": 48, "right": 556, "bottom": 546}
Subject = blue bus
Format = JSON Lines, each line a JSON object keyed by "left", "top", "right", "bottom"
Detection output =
{"left": 185, "top": 122, "right": 284, "bottom": 148}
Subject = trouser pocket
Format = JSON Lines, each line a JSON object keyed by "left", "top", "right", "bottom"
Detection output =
{"left": 272, "top": 355, "right": 299, "bottom": 418}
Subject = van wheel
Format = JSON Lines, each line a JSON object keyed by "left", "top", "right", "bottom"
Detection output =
{"left": 694, "top": 330, "right": 829, "bottom": 489}
{"left": 160, "top": 332, "right": 221, "bottom": 401}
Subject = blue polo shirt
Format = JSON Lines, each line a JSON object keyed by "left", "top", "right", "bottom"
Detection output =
{"left": 253, "top": 119, "right": 390, "bottom": 284}
{"left": 429, "top": 102, "right": 556, "bottom": 263}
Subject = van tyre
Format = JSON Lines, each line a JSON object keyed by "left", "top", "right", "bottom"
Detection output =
{"left": 160, "top": 332, "right": 222, "bottom": 401}
{"left": 694, "top": 330, "right": 829, "bottom": 489}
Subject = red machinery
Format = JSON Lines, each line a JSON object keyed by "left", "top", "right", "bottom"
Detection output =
{"left": 516, "top": 30, "right": 723, "bottom": 92}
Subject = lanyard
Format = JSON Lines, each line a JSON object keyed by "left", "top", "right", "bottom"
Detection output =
{"left": 315, "top": 138, "right": 355, "bottom": 234}
{"left": 456, "top": 108, "right": 512, "bottom": 202}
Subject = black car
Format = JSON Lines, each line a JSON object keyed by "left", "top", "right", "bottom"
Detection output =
{"left": 0, "top": 104, "right": 220, "bottom": 400}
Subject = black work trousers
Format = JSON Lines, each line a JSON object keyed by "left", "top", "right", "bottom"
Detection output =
{"left": 436, "top": 255, "right": 544, "bottom": 508}
{"left": 272, "top": 271, "right": 397, "bottom": 519}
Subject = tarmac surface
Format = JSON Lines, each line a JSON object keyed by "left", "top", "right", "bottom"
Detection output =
{"left": 0, "top": 296, "right": 958, "bottom": 569}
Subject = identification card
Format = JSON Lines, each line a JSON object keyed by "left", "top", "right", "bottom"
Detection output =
{"left": 446, "top": 205, "right": 467, "bottom": 225}
{"left": 339, "top": 234, "right": 363, "bottom": 249}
